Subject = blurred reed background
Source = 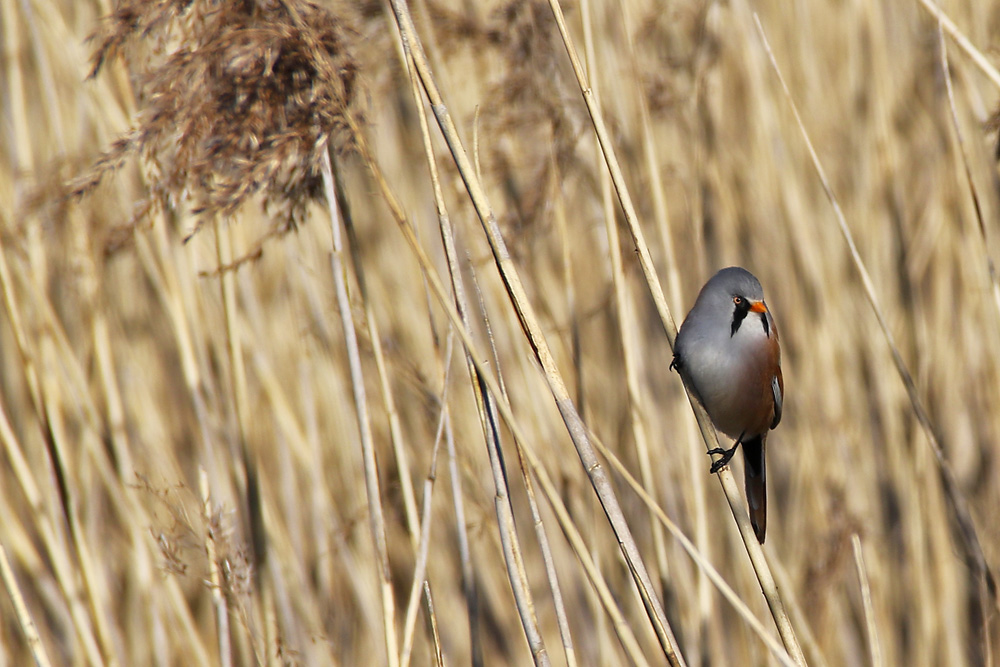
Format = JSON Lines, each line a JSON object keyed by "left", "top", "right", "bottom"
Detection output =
{"left": 1, "top": 0, "right": 999, "bottom": 664}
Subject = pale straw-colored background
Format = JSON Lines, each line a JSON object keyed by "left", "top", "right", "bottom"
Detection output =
{"left": 1, "top": 0, "right": 998, "bottom": 664}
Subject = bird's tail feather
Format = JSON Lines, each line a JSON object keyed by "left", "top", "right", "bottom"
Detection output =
{"left": 742, "top": 436, "right": 767, "bottom": 543}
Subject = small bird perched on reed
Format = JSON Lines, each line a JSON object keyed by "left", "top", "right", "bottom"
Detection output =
{"left": 671, "top": 267, "right": 783, "bottom": 543}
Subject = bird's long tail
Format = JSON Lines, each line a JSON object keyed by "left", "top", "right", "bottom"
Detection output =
{"left": 742, "top": 436, "right": 767, "bottom": 543}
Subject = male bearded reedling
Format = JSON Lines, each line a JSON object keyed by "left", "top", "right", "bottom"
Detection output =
{"left": 670, "top": 267, "right": 783, "bottom": 543}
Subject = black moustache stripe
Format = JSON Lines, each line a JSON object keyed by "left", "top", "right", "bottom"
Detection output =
{"left": 731, "top": 301, "right": 750, "bottom": 337}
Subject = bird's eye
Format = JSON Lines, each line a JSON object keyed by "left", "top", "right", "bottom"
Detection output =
{"left": 733, "top": 296, "right": 743, "bottom": 306}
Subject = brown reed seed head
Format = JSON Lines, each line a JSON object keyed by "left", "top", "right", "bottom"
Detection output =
{"left": 79, "top": 0, "right": 363, "bottom": 237}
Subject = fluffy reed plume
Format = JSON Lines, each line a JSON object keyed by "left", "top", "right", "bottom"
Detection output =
{"left": 77, "top": 0, "right": 361, "bottom": 239}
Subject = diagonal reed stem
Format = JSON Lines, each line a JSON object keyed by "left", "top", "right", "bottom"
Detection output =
{"left": 544, "top": 0, "right": 806, "bottom": 662}
{"left": 319, "top": 149, "right": 399, "bottom": 667}
{"left": 386, "top": 0, "right": 685, "bottom": 662}
{"left": 752, "top": 7, "right": 996, "bottom": 616}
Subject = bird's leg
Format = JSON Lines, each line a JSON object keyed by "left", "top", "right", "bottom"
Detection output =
{"left": 708, "top": 433, "right": 744, "bottom": 474}
{"left": 669, "top": 354, "right": 681, "bottom": 372}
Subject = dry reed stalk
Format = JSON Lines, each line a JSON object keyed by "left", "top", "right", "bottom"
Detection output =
{"left": 365, "top": 299, "right": 422, "bottom": 546}
{"left": 0, "top": 541, "right": 52, "bottom": 667}
{"left": 0, "top": 234, "right": 108, "bottom": 666}
{"left": 422, "top": 582, "right": 444, "bottom": 667}
{"left": 935, "top": 18, "right": 1000, "bottom": 358}
{"left": 918, "top": 0, "right": 1000, "bottom": 90}
{"left": 934, "top": 21, "right": 1000, "bottom": 661}
{"left": 609, "top": 4, "right": 715, "bottom": 649}
{"left": 134, "top": 221, "right": 238, "bottom": 661}
{"left": 67, "top": 92, "right": 185, "bottom": 663}
{"left": 440, "top": 412, "right": 479, "bottom": 661}
{"left": 8, "top": 0, "right": 1000, "bottom": 663}
{"left": 546, "top": 0, "right": 805, "bottom": 662}
{"left": 213, "top": 220, "right": 278, "bottom": 667}
{"left": 399, "top": 331, "right": 452, "bottom": 666}
{"left": 294, "top": 355, "right": 338, "bottom": 620}
{"left": 387, "top": 1, "right": 685, "bottom": 661}
{"left": 319, "top": 148, "right": 399, "bottom": 667}
{"left": 464, "top": 258, "right": 553, "bottom": 665}
{"left": 393, "top": 15, "right": 554, "bottom": 665}
{"left": 4, "top": 2, "right": 119, "bottom": 662}
{"left": 518, "top": 454, "right": 579, "bottom": 667}
{"left": 457, "top": 288, "right": 657, "bottom": 663}
{"left": 76, "top": 203, "right": 176, "bottom": 660}
{"left": 532, "top": 155, "right": 583, "bottom": 667}
{"left": 581, "top": 0, "right": 673, "bottom": 615}
{"left": 330, "top": 155, "right": 422, "bottom": 549}
{"left": 477, "top": 380, "right": 552, "bottom": 667}
{"left": 851, "top": 534, "right": 882, "bottom": 667}
{"left": 614, "top": 7, "right": 713, "bottom": 654}
{"left": 509, "top": 447, "right": 651, "bottom": 667}
{"left": 350, "top": 101, "right": 693, "bottom": 662}
{"left": 394, "top": 30, "right": 485, "bottom": 665}
{"left": 766, "top": 553, "right": 830, "bottom": 667}
{"left": 589, "top": 429, "right": 798, "bottom": 667}
{"left": 471, "top": 261, "right": 578, "bottom": 666}
{"left": 0, "top": 232, "right": 211, "bottom": 665}
{"left": 753, "top": 5, "right": 996, "bottom": 620}
{"left": 133, "top": 227, "right": 226, "bottom": 500}
{"left": 200, "top": 467, "right": 233, "bottom": 667}
{"left": 75, "top": 2, "right": 371, "bottom": 659}
{"left": 547, "top": 150, "right": 601, "bottom": 662}
{"left": 540, "top": 28, "right": 612, "bottom": 656}
{"left": 339, "top": 83, "right": 650, "bottom": 661}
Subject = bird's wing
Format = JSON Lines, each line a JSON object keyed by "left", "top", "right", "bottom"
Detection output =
{"left": 770, "top": 371, "right": 783, "bottom": 429}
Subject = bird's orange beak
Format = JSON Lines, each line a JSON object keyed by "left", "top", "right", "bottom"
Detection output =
{"left": 749, "top": 300, "right": 767, "bottom": 313}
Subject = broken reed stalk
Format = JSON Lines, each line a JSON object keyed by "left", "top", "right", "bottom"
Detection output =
{"left": 386, "top": 0, "right": 685, "bottom": 662}
{"left": 318, "top": 149, "right": 399, "bottom": 667}
{"left": 545, "top": 0, "right": 806, "bottom": 662}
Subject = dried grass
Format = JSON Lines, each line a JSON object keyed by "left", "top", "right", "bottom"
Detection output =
{"left": 1, "top": 0, "right": 999, "bottom": 664}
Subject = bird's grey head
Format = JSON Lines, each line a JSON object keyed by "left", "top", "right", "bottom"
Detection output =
{"left": 692, "top": 267, "right": 770, "bottom": 338}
